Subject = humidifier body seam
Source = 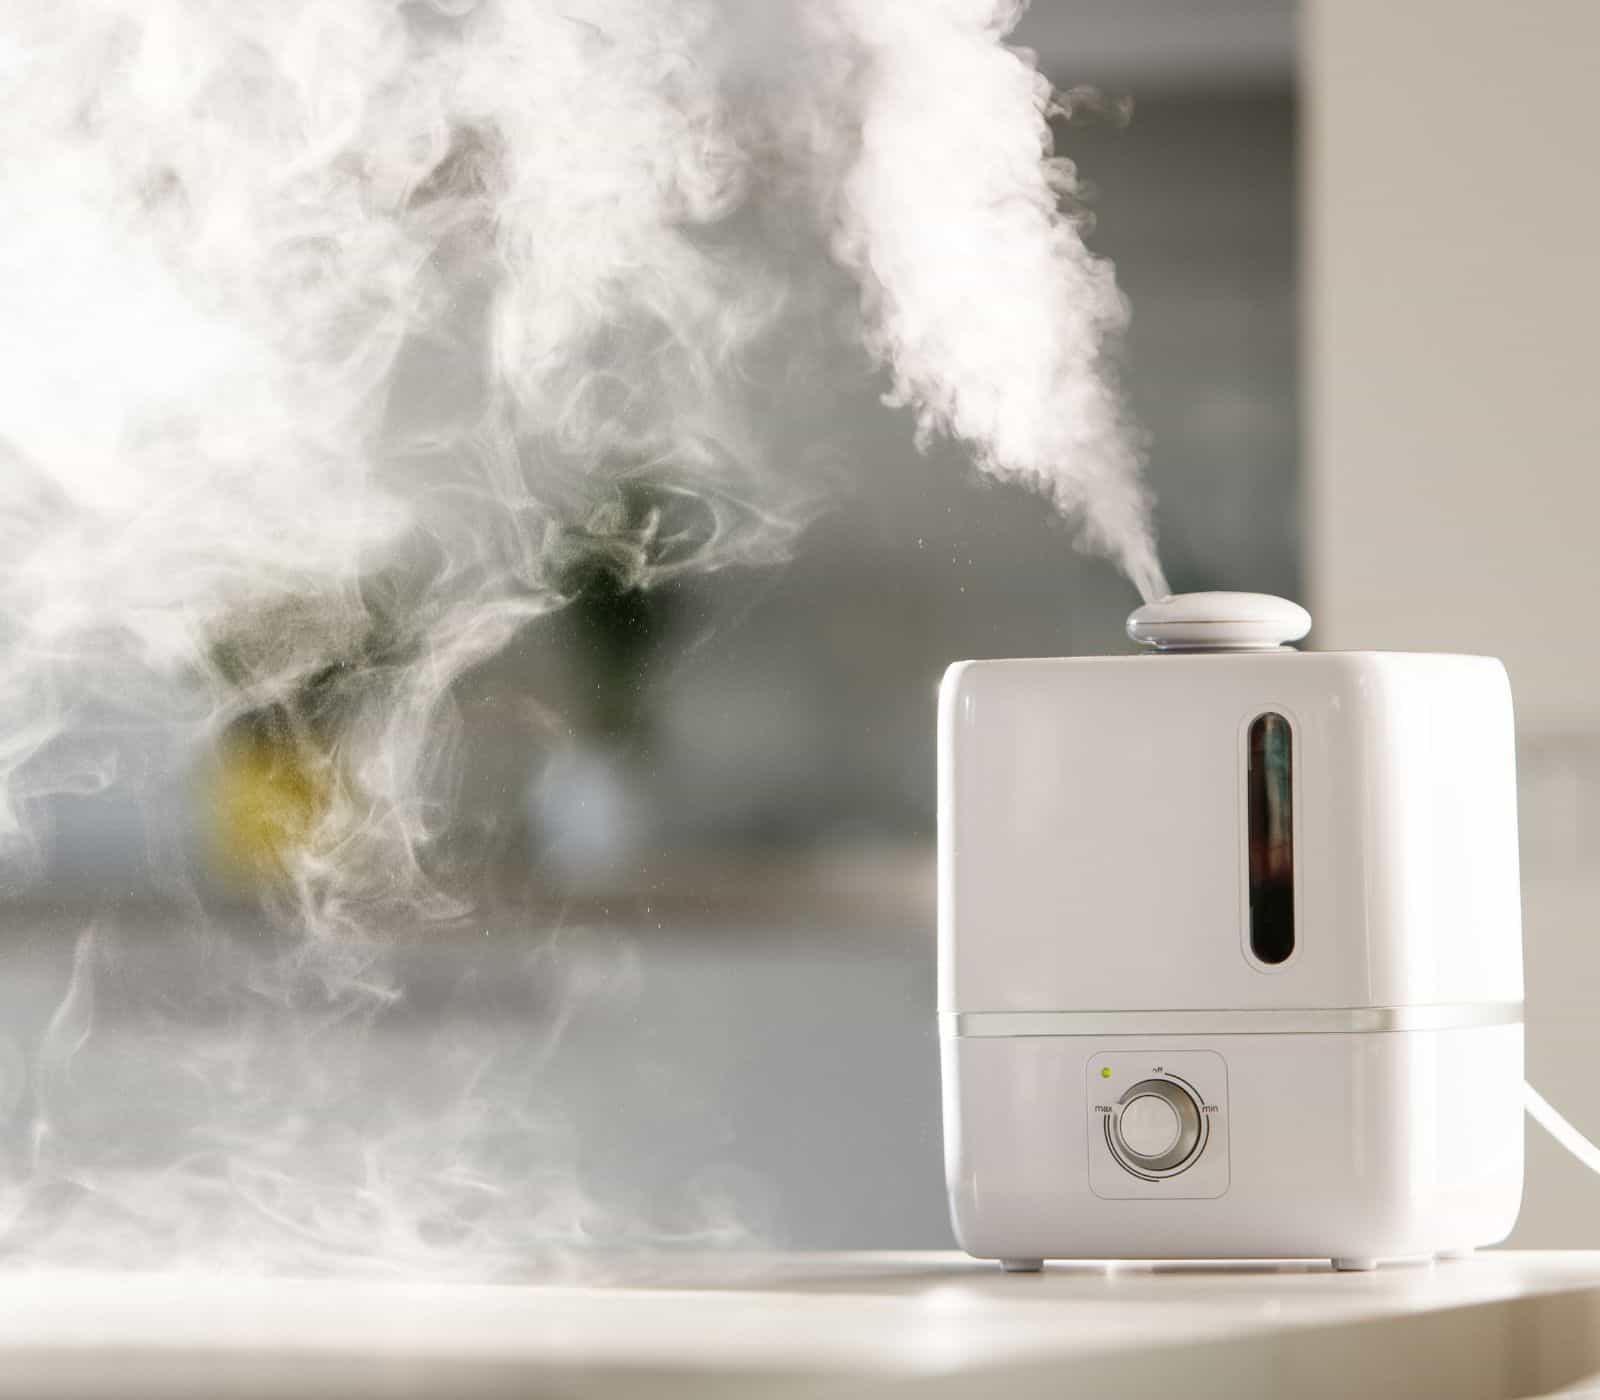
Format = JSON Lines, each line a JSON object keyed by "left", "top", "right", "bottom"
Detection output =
{"left": 944, "top": 1003, "right": 1523, "bottom": 1038}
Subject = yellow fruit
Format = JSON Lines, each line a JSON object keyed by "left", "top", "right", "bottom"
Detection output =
{"left": 206, "top": 731, "right": 329, "bottom": 879}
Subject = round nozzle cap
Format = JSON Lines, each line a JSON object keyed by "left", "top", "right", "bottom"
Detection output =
{"left": 1127, "top": 592, "right": 1311, "bottom": 652}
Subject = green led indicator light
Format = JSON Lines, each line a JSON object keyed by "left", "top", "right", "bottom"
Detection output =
{"left": 1100, "top": 1066, "right": 1112, "bottom": 1078}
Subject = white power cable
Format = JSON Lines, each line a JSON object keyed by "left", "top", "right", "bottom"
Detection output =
{"left": 1525, "top": 1081, "right": 1600, "bottom": 1176}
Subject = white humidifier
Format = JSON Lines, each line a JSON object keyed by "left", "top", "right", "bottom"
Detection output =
{"left": 937, "top": 592, "right": 1524, "bottom": 1272}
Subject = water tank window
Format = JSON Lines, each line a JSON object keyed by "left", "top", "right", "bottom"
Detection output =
{"left": 1247, "top": 712, "right": 1295, "bottom": 965}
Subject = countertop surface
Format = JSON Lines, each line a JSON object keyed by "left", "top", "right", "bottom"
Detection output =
{"left": 6, "top": 1251, "right": 1600, "bottom": 1398}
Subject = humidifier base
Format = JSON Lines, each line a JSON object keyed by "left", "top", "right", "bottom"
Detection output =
{"left": 941, "top": 1020, "right": 1524, "bottom": 1267}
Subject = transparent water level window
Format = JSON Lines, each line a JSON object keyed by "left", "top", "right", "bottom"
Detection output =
{"left": 1247, "top": 711, "right": 1295, "bottom": 965}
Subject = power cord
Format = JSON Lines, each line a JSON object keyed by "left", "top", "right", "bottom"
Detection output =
{"left": 1526, "top": 1082, "right": 1600, "bottom": 1175}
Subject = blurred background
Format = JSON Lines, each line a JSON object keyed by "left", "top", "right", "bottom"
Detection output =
{"left": 10, "top": 0, "right": 1600, "bottom": 1260}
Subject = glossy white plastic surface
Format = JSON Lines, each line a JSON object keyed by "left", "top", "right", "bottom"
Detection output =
{"left": 936, "top": 639, "right": 1525, "bottom": 1266}
{"left": 938, "top": 651, "right": 1522, "bottom": 1013}
{"left": 1119, "top": 1095, "right": 1180, "bottom": 1156}
{"left": 942, "top": 1026, "right": 1524, "bottom": 1263}
{"left": 1127, "top": 591, "right": 1313, "bottom": 651}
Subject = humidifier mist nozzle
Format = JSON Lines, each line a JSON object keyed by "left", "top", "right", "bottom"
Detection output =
{"left": 1126, "top": 591, "right": 1312, "bottom": 652}
{"left": 1126, "top": 595, "right": 1312, "bottom": 652}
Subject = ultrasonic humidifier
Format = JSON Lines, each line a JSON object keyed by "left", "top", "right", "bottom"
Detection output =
{"left": 937, "top": 592, "right": 1524, "bottom": 1272}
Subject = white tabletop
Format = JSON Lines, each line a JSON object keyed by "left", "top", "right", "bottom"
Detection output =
{"left": 4, "top": 1251, "right": 1600, "bottom": 1398}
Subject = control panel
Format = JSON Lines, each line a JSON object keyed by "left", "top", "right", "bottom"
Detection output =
{"left": 1087, "top": 1050, "right": 1230, "bottom": 1199}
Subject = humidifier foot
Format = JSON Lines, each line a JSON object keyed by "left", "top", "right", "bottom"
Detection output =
{"left": 1436, "top": 1247, "right": 1475, "bottom": 1261}
{"left": 1332, "top": 1257, "right": 1378, "bottom": 1272}
{"left": 1001, "top": 1258, "right": 1043, "bottom": 1274}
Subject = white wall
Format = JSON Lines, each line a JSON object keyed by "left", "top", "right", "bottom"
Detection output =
{"left": 1305, "top": 0, "right": 1600, "bottom": 1245}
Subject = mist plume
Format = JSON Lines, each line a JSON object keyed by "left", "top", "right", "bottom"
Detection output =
{"left": 818, "top": 0, "right": 1168, "bottom": 602}
{"left": 0, "top": 0, "right": 1163, "bottom": 1273}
